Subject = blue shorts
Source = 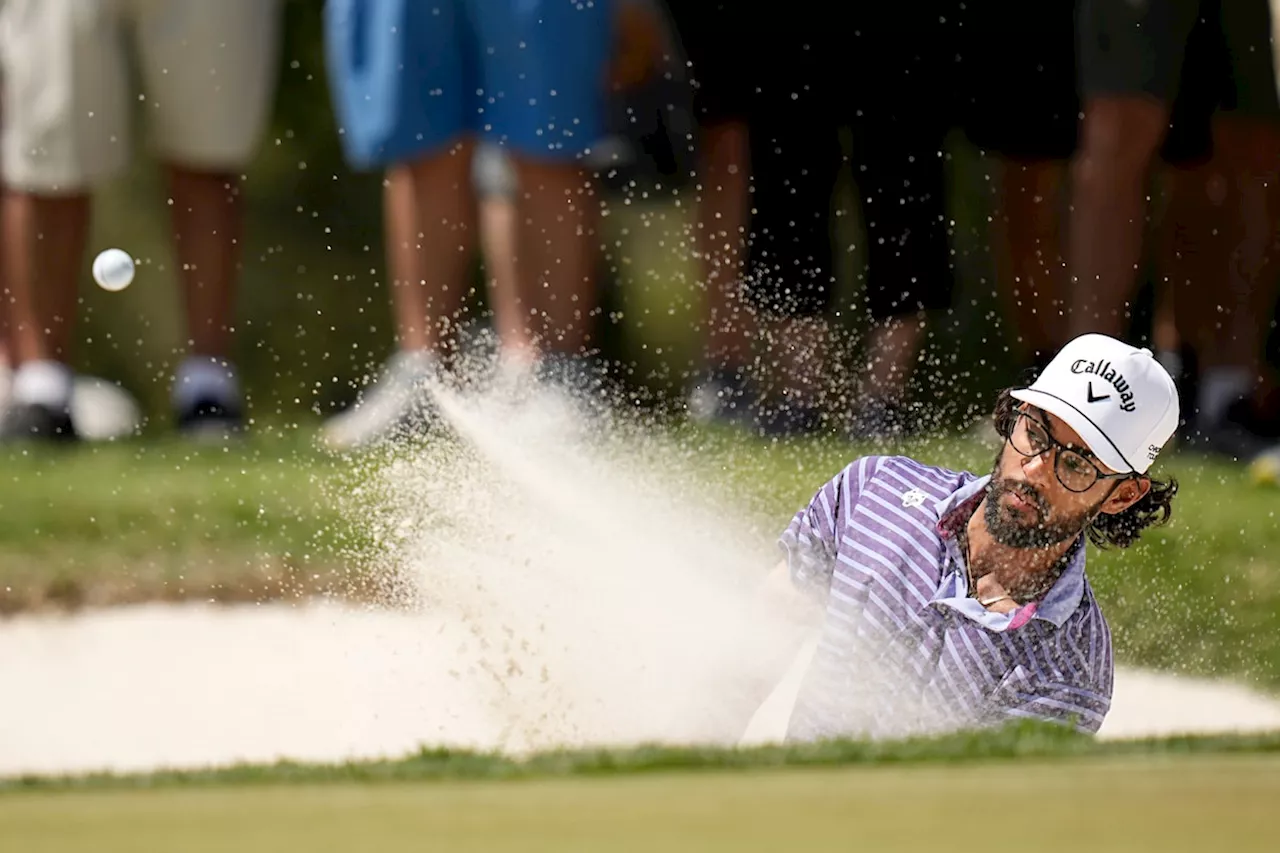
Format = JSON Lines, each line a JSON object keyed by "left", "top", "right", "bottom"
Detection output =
{"left": 324, "top": 0, "right": 614, "bottom": 170}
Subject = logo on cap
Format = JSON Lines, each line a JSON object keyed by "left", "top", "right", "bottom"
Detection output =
{"left": 1071, "top": 359, "right": 1136, "bottom": 412}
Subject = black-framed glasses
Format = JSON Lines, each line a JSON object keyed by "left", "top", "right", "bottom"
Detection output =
{"left": 1007, "top": 410, "right": 1133, "bottom": 493}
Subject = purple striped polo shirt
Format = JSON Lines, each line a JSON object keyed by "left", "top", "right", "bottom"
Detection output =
{"left": 779, "top": 455, "right": 1113, "bottom": 741}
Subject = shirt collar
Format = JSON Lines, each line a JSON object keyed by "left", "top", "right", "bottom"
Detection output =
{"left": 933, "top": 473, "right": 1087, "bottom": 628}
{"left": 933, "top": 473, "right": 991, "bottom": 525}
{"left": 1033, "top": 539, "right": 1086, "bottom": 627}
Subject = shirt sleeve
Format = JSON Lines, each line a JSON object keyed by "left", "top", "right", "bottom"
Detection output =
{"left": 778, "top": 457, "right": 875, "bottom": 600}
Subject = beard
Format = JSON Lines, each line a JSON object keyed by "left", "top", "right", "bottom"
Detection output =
{"left": 985, "top": 456, "right": 1099, "bottom": 549}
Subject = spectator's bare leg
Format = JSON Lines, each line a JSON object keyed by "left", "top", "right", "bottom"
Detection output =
{"left": 1156, "top": 156, "right": 1223, "bottom": 384}
{"left": 1149, "top": 277, "right": 1184, "bottom": 389}
{"left": 1068, "top": 96, "right": 1169, "bottom": 337}
{"left": 0, "top": 200, "right": 9, "bottom": 374}
{"left": 764, "top": 314, "right": 827, "bottom": 403}
{"left": 1168, "top": 117, "right": 1280, "bottom": 431}
{"left": 1162, "top": 161, "right": 1225, "bottom": 362}
{"left": 1152, "top": 288, "right": 1180, "bottom": 354}
{"left": 512, "top": 158, "right": 596, "bottom": 355}
{"left": 1213, "top": 118, "right": 1280, "bottom": 377}
{"left": 2, "top": 191, "right": 89, "bottom": 365}
{"left": 0, "top": 221, "right": 10, "bottom": 408}
{"left": 384, "top": 164, "right": 428, "bottom": 353}
{"left": 166, "top": 167, "right": 241, "bottom": 361}
{"left": 862, "top": 313, "right": 926, "bottom": 401}
{"left": 320, "top": 142, "right": 477, "bottom": 450}
{"left": 992, "top": 158, "right": 1068, "bottom": 367}
{"left": 385, "top": 140, "right": 477, "bottom": 356}
{"left": 698, "top": 121, "right": 753, "bottom": 369}
{"left": 0, "top": 191, "right": 86, "bottom": 433}
{"left": 478, "top": 193, "right": 534, "bottom": 364}
{"left": 167, "top": 166, "right": 252, "bottom": 428}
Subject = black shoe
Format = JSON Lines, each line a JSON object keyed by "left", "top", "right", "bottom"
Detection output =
{"left": 849, "top": 398, "right": 921, "bottom": 442}
{"left": 687, "top": 366, "right": 758, "bottom": 428}
{"left": 535, "top": 352, "right": 610, "bottom": 409}
{"left": 755, "top": 399, "right": 824, "bottom": 438}
{"left": 177, "top": 395, "right": 244, "bottom": 440}
{"left": 1181, "top": 409, "right": 1274, "bottom": 462}
{"left": 1222, "top": 396, "right": 1280, "bottom": 440}
{"left": 0, "top": 401, "right": 78, "bottom": 442}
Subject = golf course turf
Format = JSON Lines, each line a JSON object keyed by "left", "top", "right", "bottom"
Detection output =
{"left": 4, "top": 748, "right": 1276, "bottom": 852}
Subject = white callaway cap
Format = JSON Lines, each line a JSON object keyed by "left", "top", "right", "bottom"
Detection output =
{"left": 1010, "top": 333, "right": 1180, "bottom": 475}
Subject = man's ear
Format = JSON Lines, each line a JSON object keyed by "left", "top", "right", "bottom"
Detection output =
{"left": 1098, "top": 476, "right": 1151, "bottom": 516}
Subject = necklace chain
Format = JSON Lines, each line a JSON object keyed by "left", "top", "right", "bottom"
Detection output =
{"left": 959, "top": 527, "right": 1065, "bottom": 608}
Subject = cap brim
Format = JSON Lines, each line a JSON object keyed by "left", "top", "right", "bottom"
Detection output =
{"left": 1009, "top": 388, "right": 1136, "bottom": 474}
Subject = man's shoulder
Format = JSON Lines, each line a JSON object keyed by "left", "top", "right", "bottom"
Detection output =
{"left": 1057, "top": 580, "right": 1114, "bottom": 651}
{"left": 1076, "top": 578, "right": 1111, "bottom": 626}
{"left": 839, "top": 455, "right": 977, "bottom": 499}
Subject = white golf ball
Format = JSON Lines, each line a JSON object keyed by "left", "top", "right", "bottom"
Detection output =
{"left": 92, "top": 248, "right": 135, "bottom": 292}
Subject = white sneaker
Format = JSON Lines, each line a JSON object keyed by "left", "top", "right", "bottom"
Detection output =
{"left": 72, "top": 376, "right": 142, "bottom": 441}
{"left": 1, "top": 360, "right": 140, "bottom": 443}
{"left": 321, "top": 350, "right": 440, "bottom": 451}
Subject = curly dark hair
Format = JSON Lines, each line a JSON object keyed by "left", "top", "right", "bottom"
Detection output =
{"left": 991, "top": 388, "right": 1178, "bottom": 549}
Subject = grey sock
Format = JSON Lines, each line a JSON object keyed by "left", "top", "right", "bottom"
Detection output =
{"left": 1197, "top": 367, "right": 1253, "bottom": 427}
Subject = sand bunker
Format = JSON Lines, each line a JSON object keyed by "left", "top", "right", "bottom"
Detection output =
{"left": 3, "top": 602, "right": 1279, "bottom": 779}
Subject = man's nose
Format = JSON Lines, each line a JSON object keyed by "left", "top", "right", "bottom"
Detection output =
{"left": 1020, "top": 446, "right": 1055, "bottom": 483}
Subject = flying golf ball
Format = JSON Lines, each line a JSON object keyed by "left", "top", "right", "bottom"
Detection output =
{"left": 92, "top": 248, "right": 135, "bottom": 292}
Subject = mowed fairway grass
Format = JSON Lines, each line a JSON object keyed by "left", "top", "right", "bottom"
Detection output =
{"left": 3, "top": 754, "right": 1276, "bottom": 852}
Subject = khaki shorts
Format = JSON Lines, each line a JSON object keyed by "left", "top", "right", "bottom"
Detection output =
{"left": 0, "top": 0, "right": 282, "bottom": 193}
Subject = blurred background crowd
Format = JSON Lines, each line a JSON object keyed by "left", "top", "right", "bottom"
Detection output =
{"left": 1, "top": 0, "right": 1279, "bottom": 467}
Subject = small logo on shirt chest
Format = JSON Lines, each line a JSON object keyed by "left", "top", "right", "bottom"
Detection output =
{"left": 902, "top": 488, "right": 928, "bottom": 508}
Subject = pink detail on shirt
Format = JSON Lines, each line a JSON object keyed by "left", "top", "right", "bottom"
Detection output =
{"left": 1008, "top": 601, "right": 1038, "bottom": 631}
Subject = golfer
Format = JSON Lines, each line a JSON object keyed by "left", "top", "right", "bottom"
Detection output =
{"left": 769, "top": 333, "right": 1180, "bottom": 740}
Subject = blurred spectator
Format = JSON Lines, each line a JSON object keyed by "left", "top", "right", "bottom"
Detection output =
{"left": 320, "top": 0, "right": 617, "bottom": 450}
{"left": 963, "top": 1, "right": 1078, "bottom": 378}
{"left": 0, "top": 0, "right": 283, "bottom": 441}
{"left": 1152, "top": 6, "right": 1280, "bottom": 456}
{"left": 839, "top": 6, "right": 962, "bottom": 438}
{"left": 738, "top": 15, "right": 841, "bottom": 437}
{"left": 963, "top": 2, "right": 1189, "bottom": 406}
{"left": 669, "top": 4, "right": 963, "bottom": 439}
{"left": 662, "top": 4, "right": 843, "bottom": 436}
{"left": 0, "top": 102, "right": 141, "bottom": 442}
{"left": 1069, "top": 0, "right": 1280, "bottom": 459}
{"left": 471, "top": 144, "right": 533, "bottom": 367}
{"left": 0, "top": 287, "right": 10, "bottom": 410}
{"left": 663, "top": 1, "right": 758, "bottom": 428}
{"left": 0, "top": 301, "right": 141, "bottom": 440}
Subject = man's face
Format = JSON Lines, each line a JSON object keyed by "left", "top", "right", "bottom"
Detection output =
{"left": 985, "top": 407, "right": 1123, "bottom": 549}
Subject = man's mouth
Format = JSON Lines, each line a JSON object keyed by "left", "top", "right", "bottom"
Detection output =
{"left": 1006, "top": 491, "right": 1032, "bottom": 511}
{"left": 1001, "top": 484, "right": 1042, "bottom": 517}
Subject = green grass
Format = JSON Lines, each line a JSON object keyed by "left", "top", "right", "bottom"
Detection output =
{"left": 3, "top": 732, "right": 1277, "bottom": 852}
{"left": 3, "top": 421, "right": 1280, "bottom": 694}
{"left": 6, "top": 721, "right": 1280, "bottom": 794}
{"left": 0, "top": 429, "right": 365, "bottom": 613}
